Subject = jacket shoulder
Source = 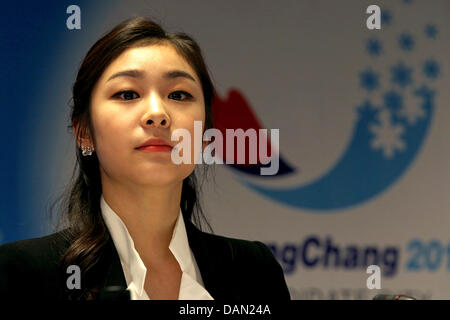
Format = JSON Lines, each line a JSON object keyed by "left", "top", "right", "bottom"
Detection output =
{"left": 194, "top": 229, "right": 275, "bottom": 264}
{"left": 0, "top": 230, "right": 71, "bottom": 266}
{"left": 203, "top": 231, "right": 275, "bottom": 264}
{"left": 0, "top": 230, "right": 71, "bottom": 298}
{"left": 194, "top": 229, "right": 291, "bottom": 300}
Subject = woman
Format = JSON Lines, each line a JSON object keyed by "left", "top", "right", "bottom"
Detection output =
{"left": 0, "top": 17, "right": 290, "bottom": 300}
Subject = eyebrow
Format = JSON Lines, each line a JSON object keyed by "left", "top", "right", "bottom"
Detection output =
{"left": 106, "top": 69, "right": 197, "bottom": 83}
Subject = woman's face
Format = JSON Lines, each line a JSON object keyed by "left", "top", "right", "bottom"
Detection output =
{"left": 88, "top": 43, "right": 205, "bottom": 188}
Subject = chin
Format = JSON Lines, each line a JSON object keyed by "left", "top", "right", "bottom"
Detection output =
{"left": 128, "top": 161, "right": 194, "bottom": 184}
{"left": 134, "top": 170, "right": 188, "bottom": 186}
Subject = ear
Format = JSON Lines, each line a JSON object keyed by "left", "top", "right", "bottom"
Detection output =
{"left": 72, "top": 118, "right": 93, "bottom": 149}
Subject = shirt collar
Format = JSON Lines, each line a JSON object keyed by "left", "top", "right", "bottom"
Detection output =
{"left": 100, "top": 194, "right": 205, "bottom": 299}
{"left": 100, "top": 195, "right": 147, "bottom": 296}
{"left": 168, "top": 204, "right": 196, "bottom": 275}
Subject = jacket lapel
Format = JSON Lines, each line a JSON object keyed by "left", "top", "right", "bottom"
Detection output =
{"left": 184, "top": 219, "right": 237, "bottom": 300}
{"left": 97, "top": 237, "right": 130, "bottom": 300}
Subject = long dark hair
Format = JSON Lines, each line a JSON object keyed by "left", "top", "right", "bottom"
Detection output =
{"left": 51, "top": 16, "right": 216, "bottom": 298}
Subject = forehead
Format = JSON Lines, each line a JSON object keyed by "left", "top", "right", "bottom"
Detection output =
{"left": 100, "top": 43, "right": 199, "bottom": 83}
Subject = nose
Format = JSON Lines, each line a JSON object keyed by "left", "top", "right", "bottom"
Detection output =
{"left": 141, "top": 94, "right": 170, "bottom": 128}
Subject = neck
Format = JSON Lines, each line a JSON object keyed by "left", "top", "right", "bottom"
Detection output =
{"left": 101, "top": 174, "right": 183, "bottom": 267}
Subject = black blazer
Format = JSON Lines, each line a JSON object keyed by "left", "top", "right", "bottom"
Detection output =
{"left": 0, "top": 219, "right": 290, "bottom": 300}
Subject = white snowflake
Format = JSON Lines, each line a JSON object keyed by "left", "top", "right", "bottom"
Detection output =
{"left": 398, "top": 90, "right": 425, "bottom": 125}
{"left": 370, "top": 110, "right": 406, "bottom": 159}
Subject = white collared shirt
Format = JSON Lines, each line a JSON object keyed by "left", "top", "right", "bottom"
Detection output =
{"left": 100, "top": 195, "right": 214, "bottom": 300}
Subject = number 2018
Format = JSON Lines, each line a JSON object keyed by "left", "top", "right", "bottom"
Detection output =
{"left": 406, "top": 239, "right": 450, "bottom": 272}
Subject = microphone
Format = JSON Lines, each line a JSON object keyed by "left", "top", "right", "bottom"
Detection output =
{"left": 373, "top": 294, "right": 416, "bottom": 300}
{"left": 99, "top": 285, "right": 131, "bottom": 300}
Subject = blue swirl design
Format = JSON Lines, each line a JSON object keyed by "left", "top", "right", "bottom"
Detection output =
{"left": 241, "top": 11, "right": 441, "bottom": 211}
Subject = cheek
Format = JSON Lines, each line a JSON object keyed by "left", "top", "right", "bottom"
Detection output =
{"left": 178, "top": 112, "right": 205, "bottom": 164}
{"left": 90, "top": 105, "right": 132, "bottom": 169}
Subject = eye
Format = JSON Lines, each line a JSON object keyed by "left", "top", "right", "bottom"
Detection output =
{"left": 168, "top": 90, "right": 193, "bottom": 101}
{"left": 113, "top": 90, "right": 140, "bottom": 101}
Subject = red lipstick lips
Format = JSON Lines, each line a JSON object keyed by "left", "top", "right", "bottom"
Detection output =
{"left": 136, "top": 138, "right": 173, "bottom": 152}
